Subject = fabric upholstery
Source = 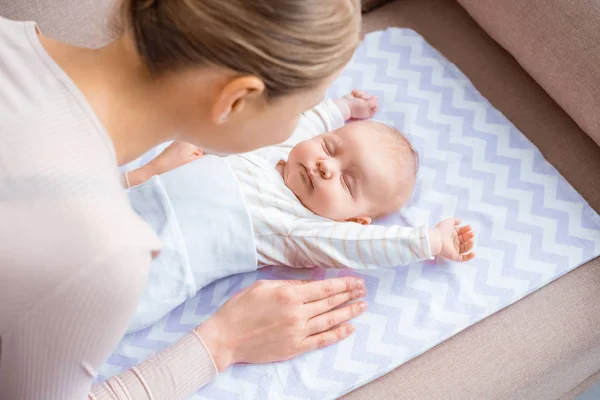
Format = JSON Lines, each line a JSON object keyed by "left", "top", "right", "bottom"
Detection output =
{"left": 0, "top": 0, "right": 119, "bottom": 47}
{"left": 560, "top": 369, "right": 600, "bottom": 400}
{"left": 361, "top": 0, "right": 395, "bottom": 12}
{"left": 457, "top": 0, "right": 600, "bottom": 147}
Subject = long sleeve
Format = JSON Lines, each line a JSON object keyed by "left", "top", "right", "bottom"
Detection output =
{"left": 90, "top": 331, "right": 218, "bottom": 400}
{"left": 262, "top": 219, "right": 433, "bottom": 269}
{"left": 278, "top": 98, "right": 346, "bottom": 149}
{"left": 0, "top": 248, "right": 218, "bottom": 400}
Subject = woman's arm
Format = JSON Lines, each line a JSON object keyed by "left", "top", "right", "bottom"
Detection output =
{"left": 91, "top": 277, "right": 368, "bottom": 400}
{"left": 90, "top": 330, "right": 218, "bottom": 399}
{"left": 0, "top": 243, "right": 366, "bottom": 400}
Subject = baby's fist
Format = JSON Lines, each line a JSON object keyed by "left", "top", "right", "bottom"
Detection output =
{"left": 343, "top": 90, "right": 378, "bottom": 120}
{"left": 428, "top": 218, "right": 475, "bottom": 262}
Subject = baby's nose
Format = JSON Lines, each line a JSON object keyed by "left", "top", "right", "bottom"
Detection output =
{"left": 317, "top": 160, "right": 334, "bottom": 179}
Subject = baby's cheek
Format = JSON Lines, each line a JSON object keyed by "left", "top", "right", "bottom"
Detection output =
{"left": 317, "top": 190, "right": 347, "bottom": 219}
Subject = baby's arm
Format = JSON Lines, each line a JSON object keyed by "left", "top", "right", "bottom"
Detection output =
{"left": 333, "top": 90, "right": 379, "bottom": 121}
{"left": 122, "top": 141, "right": 203, "bottom": 188}
{"left": 287, "top": 218, "right": 474, "bottom": 269}
{"left": 280, "top": 91, "right": 379, "bottom": 148}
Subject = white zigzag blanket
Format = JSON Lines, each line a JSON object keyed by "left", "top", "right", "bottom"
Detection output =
{"left": 101, "top": 28, "right": 600, "bottom": 399}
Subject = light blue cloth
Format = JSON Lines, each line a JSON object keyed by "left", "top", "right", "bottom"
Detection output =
{"left": 125, "top": 155, "right": 257, "bottom": 332}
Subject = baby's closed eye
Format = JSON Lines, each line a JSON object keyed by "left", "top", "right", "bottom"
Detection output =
{"left": 341, "top": 175, "right": 352, "bottom": 196}
{"left": 322, "top": 139, "right": 334, "bottom": 156}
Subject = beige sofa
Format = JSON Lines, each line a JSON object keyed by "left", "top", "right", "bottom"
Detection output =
{"left": 3, "top": 0, "right": 599, "bottom": 399}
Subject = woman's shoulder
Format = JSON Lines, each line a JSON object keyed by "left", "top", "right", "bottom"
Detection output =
{"left": 0, "top": 17, "right": 159, "bottom": 269}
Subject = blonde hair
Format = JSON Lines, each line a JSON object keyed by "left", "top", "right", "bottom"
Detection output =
{"left": 122, "top": 0, "right": 361, "bottom": 99}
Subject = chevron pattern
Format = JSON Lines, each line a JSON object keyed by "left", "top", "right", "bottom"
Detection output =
{"left": 105, "top": 29, "right": 600, "bottom": 399}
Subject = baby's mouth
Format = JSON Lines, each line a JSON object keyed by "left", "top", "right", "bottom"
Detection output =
{"left": 302, "top": 164, "right": 314, "bottom": 189}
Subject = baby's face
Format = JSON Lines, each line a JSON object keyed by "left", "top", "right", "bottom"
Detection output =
{"left": 281, "top": 121, "right": 414, "bottom": 222}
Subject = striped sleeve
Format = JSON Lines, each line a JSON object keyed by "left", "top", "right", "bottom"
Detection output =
{"left": 279, "top": 98, "right": 346, "bottom": 148}
{"left": 287, "top": 220, "right": 434, "bottom": 269}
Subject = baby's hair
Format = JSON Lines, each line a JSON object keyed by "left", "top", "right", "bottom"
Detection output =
{"left": 370, "top": 122, "right": 419, "bottom": 176}
{"left": 364, "top": 121, "right": 419, "bottom": 215}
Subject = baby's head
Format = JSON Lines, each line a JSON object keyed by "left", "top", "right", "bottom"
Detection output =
{"left": 280, "top": 121, "right": 417, "bottom": 223}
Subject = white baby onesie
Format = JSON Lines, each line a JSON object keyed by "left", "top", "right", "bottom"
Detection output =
{"left": 127, "top": 99, "right": 432, "bottom": 332}
{"left": 227, "top": 99, "right": 433, "bottom": 270}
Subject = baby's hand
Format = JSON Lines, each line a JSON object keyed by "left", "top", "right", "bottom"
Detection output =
{"left": 428, "top": 218, "right": 475, "bottom": 262}
{"left": 148, "top": 141, "right": 204, "bottom": 176}
{"left": 124, "top": 141, "right": 203, "bottom": 188}
{"left": 336, "top": 90, "right": 379, "bottom": 120}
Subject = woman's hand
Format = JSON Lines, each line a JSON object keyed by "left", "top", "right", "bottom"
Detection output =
{"left": 124, "top": 141, "right": 203, "bottom": 187}
{"left": 428, "top": 218, "right": 476, "bottom": 262}
{"left": 195, "top": 277, "right": 368, "bottom": 371}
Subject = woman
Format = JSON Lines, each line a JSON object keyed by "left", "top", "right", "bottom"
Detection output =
{"left": 0, "top": 0, "right": 367, "bottom": 399}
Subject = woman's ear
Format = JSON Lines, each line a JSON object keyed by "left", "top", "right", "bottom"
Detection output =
{"left": 346, "top": 216, "right": 372, "bottom": 225}
{"left": 212, "top": 76, "right": 265, "bottom": 124}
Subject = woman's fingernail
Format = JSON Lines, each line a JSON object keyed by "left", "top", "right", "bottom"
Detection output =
{"left": 353, "top": 289, "right": 366, "bottom": 298}
{"left": 354, "top": 279, "right": 364, "bottom": 289}
{"left": 359, "top": 302, "right": 368, "bottom": 311}
{"left": 346, "top": 325, "right": 355, "bottom": 335}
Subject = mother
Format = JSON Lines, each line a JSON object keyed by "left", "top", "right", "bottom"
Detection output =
{"left": 0, "top": 0, "right": 368, "bottom": 399}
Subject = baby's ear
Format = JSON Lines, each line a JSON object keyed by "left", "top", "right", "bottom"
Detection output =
{"left": 346, "top": 216, "right": 372, "bottom": 225}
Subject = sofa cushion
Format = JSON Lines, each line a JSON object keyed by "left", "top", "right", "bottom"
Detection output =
{"left": 0, "top": 0, "right": 120, "bottom": 48}
{"left": 457, "top": 0, "right": 600, "bottom": 147}
{"left": 361, "top": 0, "right": 394, "bottom": 12}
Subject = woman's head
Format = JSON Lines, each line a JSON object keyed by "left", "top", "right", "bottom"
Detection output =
{"left": 121, "top": 0, "right": 361, "bottom": 153}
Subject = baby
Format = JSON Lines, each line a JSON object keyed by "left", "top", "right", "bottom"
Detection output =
{"left": 125, "top": 91, "right": 475, "bottom": 332}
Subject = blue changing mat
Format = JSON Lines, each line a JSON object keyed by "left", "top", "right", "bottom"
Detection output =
{"left": 101, "top": 28, "right": 600, "bottom": 399}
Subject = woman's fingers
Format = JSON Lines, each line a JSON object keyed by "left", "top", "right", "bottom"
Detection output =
{"left": 301, "top": 324, "right": 356, "bottom": 352}
{"left": 305, "top": 287, "right": 367, "bottom": 316}
{"left": 294, "top": 277, "right": 364, "bottom": 303}
{"left": 280, "top": 279, "right": 314, "bottom": 287}
{"left": 306, "top": 301, "right": 367, "bottom": 335}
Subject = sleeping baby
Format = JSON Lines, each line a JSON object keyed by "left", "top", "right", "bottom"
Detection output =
{"left": 124, "top": 91, "right": 476, "bottom": 332}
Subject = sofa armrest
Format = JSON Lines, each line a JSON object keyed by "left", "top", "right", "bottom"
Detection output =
{"left": 457, "top": 0, "right": 600, "bottom": 147}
